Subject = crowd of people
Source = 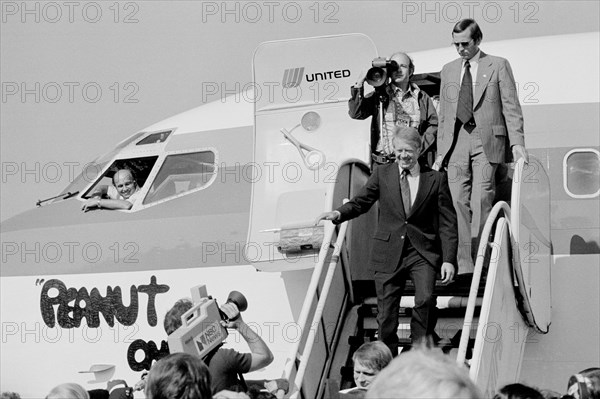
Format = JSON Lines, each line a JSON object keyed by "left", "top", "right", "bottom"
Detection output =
{"left": 7, "top": 16, "right": 595, "bottom": 399}
{"left": 2, "top": 347, "right": 597, "bottom": 399}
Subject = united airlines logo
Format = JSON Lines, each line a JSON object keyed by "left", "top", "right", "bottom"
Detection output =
{"left": 282, "top": 67, "right": 305, "bottom": 88}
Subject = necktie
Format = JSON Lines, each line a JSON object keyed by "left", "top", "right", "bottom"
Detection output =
{"left": 400, "top": 168, "right": 411, "bottom": 215}
{"left": 457, "top": 61, "right": 473, "bottom": 124}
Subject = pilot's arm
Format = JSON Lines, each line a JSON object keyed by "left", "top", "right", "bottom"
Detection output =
{"left": 81, "top": 197, "right": 134, "bottom": 212}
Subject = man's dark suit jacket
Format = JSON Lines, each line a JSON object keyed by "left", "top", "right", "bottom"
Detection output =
{"left": 335, "top": 163, "right": 457, "bottom": 272}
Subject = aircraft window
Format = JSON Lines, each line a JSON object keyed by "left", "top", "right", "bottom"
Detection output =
{"left": 46, "top": 161, "right": 108, "bottom": 206}
{"left": 82, "top": 156, "right": 158, "bottom": 200}
{"left": 143, "top": 151, "right": 216, "bottom": 205}
{"left": 56, "top": 133, "right": 147, "bottom": 201}
{"left": 564, "top": 150, "right": 600, "bottom": 198}
{"left": 136, "top": 131, "right": 172, "bottom": 145}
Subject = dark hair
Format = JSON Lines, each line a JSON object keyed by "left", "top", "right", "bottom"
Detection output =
{"left": 453, "top": 18, "right": 483, "bottom": 43}
{"left": 145, "top": 353, "right": 212, "bottom": 399}
{"left": 494, "top": 383, "right": 544, "bottom": 399}
{"left": 247, "top": 388, "right": 277, "bottom": 399}
{"left": 164, "top": 299, "right": 193, "bottom": 335}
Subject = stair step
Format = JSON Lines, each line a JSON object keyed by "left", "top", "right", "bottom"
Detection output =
{"left": 362, "top": 295, "right": 483, "bottom": 309}
{"left": 352, "top": 273, "right": 486, "bottom": 302}
{"left": 361, "top": 316, "right": 479, "bottom": 339}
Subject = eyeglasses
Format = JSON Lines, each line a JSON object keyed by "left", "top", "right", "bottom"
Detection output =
{"left": 452, "top": 40, "right": 473, "bottom": 48}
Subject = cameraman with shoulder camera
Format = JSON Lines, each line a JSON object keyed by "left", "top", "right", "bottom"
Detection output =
{"left": 163, "top": 298, "right": 274, "bottom": 395}
{"left": 349, "top": 52, "right": 438, "bottom": 168}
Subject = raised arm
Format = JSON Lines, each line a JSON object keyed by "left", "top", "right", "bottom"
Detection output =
{"left": 220, "top": 302, "right": 274, "bottom": 372}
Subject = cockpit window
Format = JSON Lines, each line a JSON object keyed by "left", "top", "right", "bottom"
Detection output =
{"left": 564, "top": 150, "right": 600, "bottom": 198}
{"left": 143, "top": 151, "right": 217, "bottom": 205}
{"left": 82, "top": 156, "right": 158, "bottom": 199}
{"left": 136, "top": 131, "right": 172, "bottom": 145}
{"left": 56, "top": 134, "right": 148, "bottom": 202}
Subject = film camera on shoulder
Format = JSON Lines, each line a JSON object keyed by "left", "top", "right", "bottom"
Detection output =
{"left": 366, "top": 57, "right": 400, "bottom": 87}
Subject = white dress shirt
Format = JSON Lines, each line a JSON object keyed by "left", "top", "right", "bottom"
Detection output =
{"left": 460, "top": 49, "right": 481, "bottom": 97}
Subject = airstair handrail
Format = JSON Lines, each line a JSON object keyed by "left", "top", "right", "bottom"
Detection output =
{"left": 285, "top": 219, "right": 349, "bottom": 399}
{"left": 456, "top": 200, "right": 513, "bottom": 365}
{"left": 282, "top": 221, "right": 336, "bottom": 379}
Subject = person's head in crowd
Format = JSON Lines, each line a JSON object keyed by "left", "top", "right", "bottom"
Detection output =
{"left": 164, "top": 298, "right": 193, "bottom": 335}
{"left": 245, "top": 388, "right": 276, "bottom": 399}
{"left": 365, "top": 346, "right": 481, "bottom": 398}
{"left": 351, "top": 341, "right": 393, "bottom": 390}
{"left": 392, "top": 126, "right": 422, "bottom": 171}
{"left": 46, "top": 383, "right": 90, "bottom": 399}
{"left": 494, "top": 383, "right": 544, "bottom": 399}
{"left": 388, "top": 52, "right": 414, "bottom": 89}
{"left": 112, "top": 169, "right": 139, "bottom": 200}
{"left": 145, "top": 353, "right": 212, "bottom": 399}
{"left": 1, "top": 392, "right": 21, "bottom": 399}
{"left": 567, "top": 368, "right": 600, "bottom": 399}
{"left": 452, "top": 18, "right": 482, "bottom": 61}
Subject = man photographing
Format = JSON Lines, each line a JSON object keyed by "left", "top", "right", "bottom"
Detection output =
{"left": 315, "top": 126, "right": 457, "bottom": 356}
{"left": 348, "top": 52, "right": 438, "bottom": 168}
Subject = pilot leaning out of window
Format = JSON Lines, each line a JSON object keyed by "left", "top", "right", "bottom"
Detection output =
{"left": 82, "top": 169, "right": 142, "bottom": 212}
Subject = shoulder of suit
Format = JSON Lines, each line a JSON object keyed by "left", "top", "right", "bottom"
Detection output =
{"left": 443, "top": 58, "right": 462, "bottom": 68}
{"left": 420, "top": 166, "right": 445, "bottom": 179}
{"left": 481, "top": 51, "right": 510, "bottom": 65}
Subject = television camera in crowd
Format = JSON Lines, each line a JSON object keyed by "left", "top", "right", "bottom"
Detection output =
{"left": 168, "top": 285, "right": 248, "bottom": 359}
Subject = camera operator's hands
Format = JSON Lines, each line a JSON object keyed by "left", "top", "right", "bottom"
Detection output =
{"left": 219, "top": 301, "right": 242, "bottom": 329}
{"left": 353, "top": 69, "right": 367, "bottom": 89}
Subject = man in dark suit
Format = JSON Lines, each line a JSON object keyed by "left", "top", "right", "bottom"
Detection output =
{"left": 316, "top": 126, "right": 457, "bottom": 356}
{"left": 434, "top": 19, "right": 528, "bottom": 274}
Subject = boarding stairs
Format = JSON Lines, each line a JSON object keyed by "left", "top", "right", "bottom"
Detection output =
{"left": 280, "top": 158, "right": 551, "bottom": 399}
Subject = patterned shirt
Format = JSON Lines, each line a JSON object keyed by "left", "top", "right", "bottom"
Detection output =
{"left": 378, "top": 83, "right": 421, "bottom": 155}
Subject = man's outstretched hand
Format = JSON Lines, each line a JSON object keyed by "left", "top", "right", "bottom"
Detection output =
{"left": 314, "top": 211, "right": 341, "bottom": 226}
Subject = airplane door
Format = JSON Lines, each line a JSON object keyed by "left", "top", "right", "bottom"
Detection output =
{"left": 511, "top": 157, "right": 552, "bottom": 333}
{"left": 247, "top": 34, "right": 376, "bottom": 271}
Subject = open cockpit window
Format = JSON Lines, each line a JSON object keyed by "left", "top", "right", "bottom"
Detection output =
{"left": 143, "top": 150, "right": 217, "bottom": 205}
{"left": 136, "top": 130, "right": 172, "bottom": 145}
{"left": 82, "top": 156, "right": 158, "bottom": 200}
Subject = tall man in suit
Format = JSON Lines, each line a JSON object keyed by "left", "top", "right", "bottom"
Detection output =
{"left": 434, "top": 19, "right": 528, "bottom": 274}
{"left": 316, "top": 126, "right": 457, "bottom": 356}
